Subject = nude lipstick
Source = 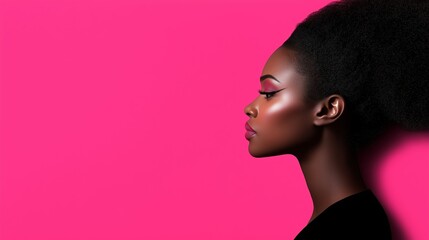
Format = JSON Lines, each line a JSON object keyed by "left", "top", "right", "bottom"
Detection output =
{"left": 245, "top": 122, "right": 256, "bottom": 140}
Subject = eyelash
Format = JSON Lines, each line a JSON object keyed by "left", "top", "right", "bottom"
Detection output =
{"left": 258, "top": 90, "right": 280, "bottom": 99}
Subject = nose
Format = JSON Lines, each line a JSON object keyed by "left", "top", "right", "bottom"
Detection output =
{"left": 244, "top": 102, "right": 257, "bottom": 118}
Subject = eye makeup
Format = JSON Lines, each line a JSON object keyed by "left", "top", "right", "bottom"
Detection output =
{"left": 258, "top": 88, "right": 286, "bottom": 99}
{"left": 261, "top": 81, "right": 280, "bottom": 92}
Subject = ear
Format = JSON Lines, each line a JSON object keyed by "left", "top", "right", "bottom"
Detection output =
{"left": 313, "top": 94, "right": 345, "bottom": 126}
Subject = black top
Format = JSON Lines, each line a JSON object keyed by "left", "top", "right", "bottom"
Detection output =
{"left": 294, "top": 189, "right": 392, "bottom": 240}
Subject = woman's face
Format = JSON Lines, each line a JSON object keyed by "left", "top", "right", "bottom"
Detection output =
{"left": 244, "top": 47, "right": 318, "bottom": 157}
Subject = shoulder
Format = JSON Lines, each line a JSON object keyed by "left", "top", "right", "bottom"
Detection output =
{"left": 294, "top": 190, "right": 392, "bottom": 240}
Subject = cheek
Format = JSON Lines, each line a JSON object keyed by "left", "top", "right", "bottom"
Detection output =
{"left": 261, "top": 96, "right": 310, "bottom": 138}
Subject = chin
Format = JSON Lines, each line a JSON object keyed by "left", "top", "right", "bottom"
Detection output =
{"left": 248, "top": 145, "right": 290, "bottom": 158}
{"left": 248, "top": 145, "right": 266, "bottom": 157}
{"left": 249, "top": 151, "right": 268, "bottom": 158}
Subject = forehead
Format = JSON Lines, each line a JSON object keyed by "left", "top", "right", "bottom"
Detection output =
{"left": 261, "top": 47, "right": 301, "bottom": 83}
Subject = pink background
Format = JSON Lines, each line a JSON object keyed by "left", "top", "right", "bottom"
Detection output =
{"left": 0, "top": 0, "right": 428, "bottom": 239}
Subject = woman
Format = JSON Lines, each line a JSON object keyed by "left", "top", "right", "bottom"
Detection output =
{"left": 243, "top": 0, "right": 429, "bottom": 239}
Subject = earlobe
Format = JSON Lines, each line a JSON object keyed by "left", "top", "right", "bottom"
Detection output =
{"left": 313, "top": 95, "right": 345, "bottom": 126}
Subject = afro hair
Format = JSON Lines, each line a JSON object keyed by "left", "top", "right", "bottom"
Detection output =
{"left": 281, "top": 0, "right": 429, "bottom": 152}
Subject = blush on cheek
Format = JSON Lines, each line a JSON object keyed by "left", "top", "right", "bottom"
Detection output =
{"left": 260, "top": 104, "right": 296, "bottom": 134}
{"left": 265, "top": 94, "right": 305, "bottom": 120}
{"left": 266, "top": 98, "right": 309, "bottom": 132}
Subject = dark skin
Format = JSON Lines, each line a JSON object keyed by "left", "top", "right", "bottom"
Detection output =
{"left": 244, "top": 46, "right": 367, "bottom": 223}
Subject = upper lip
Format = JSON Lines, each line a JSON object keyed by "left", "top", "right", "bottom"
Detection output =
{"left": 245, "top": 122, "right": 256, "bottom": 132}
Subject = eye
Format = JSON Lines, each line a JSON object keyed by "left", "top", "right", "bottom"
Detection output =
{"left": 258, "top": 90, "right": 276, "bottom": 99}
{"left": 258, "top": 89, "right": 283, "bottom": 99}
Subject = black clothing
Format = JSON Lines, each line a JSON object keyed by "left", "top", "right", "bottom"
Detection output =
{"left": 294, "top": 190, "right": 392, "bottom": 239}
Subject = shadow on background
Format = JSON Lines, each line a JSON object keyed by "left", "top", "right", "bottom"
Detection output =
{"left": 358, "top": 126, "right": 428, "bottom": 240}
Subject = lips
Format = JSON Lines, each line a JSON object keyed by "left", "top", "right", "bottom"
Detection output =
{"left": 245, "top": 122, "right": 256, "bottom": 132}
{"left": 245, "top": 122, "right": 257, "bottom": 140}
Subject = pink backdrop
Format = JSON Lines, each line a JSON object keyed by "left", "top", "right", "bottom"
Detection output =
{"left": 1, "top": 0, "right": 428, "bottom": 239}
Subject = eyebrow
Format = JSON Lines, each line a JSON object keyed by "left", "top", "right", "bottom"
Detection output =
{"left": 260, "top": 74, "right": 280, "bottom": 82}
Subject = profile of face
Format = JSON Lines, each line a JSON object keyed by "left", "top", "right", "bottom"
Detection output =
{"left": 244, "top": 47, "right": 321, "bottom": 158}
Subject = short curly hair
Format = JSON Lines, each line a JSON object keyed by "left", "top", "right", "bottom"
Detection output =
{"left": 282, "top": 0, "right": 429, "bottom": 152}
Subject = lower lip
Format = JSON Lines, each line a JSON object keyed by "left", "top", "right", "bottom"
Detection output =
{"left": 245, "top": 131, "right": 256, "bottom": 140}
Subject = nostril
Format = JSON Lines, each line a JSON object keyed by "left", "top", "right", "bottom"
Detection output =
{"left": 246, "top": 109, "right": 256, "bottom": 117}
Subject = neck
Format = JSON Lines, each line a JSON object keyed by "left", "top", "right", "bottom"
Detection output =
{"left": 295, "top": 130, "right": 367, "bottom": 223}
